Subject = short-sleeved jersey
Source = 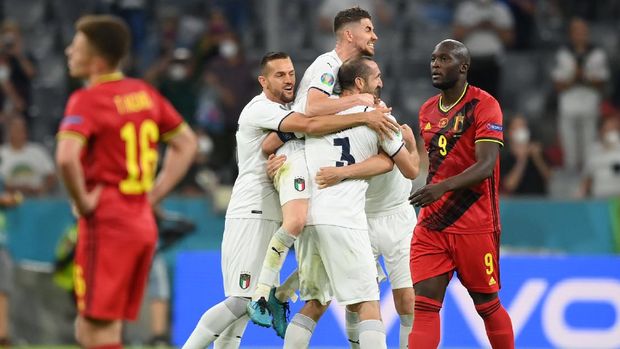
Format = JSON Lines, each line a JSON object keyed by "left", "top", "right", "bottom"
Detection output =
{"left": 226, "top": 93, "right": 294, "bottom": 221}
{"left": 305, "top": 105, "right": 404, "bottom": 229}
{"left": 365, "top": 106, "right": 413, "bottom": 215}
{"left": 293, "top": 50, "right": 342, "bottom": 114}
{"left": 417, "top": 84, "right": 503, "bottom": 234}
{"left": 58, "top": 73, "right": 184, "bottom": 196}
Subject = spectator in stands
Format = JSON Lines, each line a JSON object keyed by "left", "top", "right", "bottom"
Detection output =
{"left": 501, "top": 114, "right": 551, "bottom": 196}
{"left": 0, "top": 190, "right": 22, "bottom": 348}
{"left": 145, "top": 48, "right": 199, "bottom": 125}
{"left": 579, "top": 116, "right": 620, "bottom": 198}
{"left": 453, "top": 0, "right": 514, "bottom": 99}
{"left": 0, "top": 116, "right": 55, "bottom": 196}
{"left": 201, "top": 32, "right": 255, "bottom": 182}
{"left": 0, "top": 21, "right": 35, "bottom": 124}
{"left": 551, "top": 17, "right": 609, "bottom": 172}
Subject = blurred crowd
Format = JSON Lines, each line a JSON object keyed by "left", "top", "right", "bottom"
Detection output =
{"left": 0, "top": 0, "right": 615, "bottom": 202}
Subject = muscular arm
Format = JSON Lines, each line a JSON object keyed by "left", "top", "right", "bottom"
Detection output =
{"left": 280, "top": 108, "right": 396, "bottom": 137}
{"left": 305, "top": 88, "right": 371, "bottom": 116}
{"left": 409, "top": 141, "right": 500, "bottom": 206}
{"left": 149, "top": 126, "right": 197, "bottom": 206}
{"left": 315, "top": 152, "right": 394, "bottom": 188}
{"left": 262, "top": 132, "right": 285, "bottom": 155}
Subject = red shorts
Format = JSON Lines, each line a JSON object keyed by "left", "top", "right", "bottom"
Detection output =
{"left": 74, "top": 187, "right": 157, "bottom": 321}
{"left": 410, "top": 225, "right": 501, "bottom": 293}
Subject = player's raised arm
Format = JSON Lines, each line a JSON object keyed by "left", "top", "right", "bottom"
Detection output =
{"left": 305, "top": 87, "right": 375, "bottom": 116}
{"left": 279, "top": 107, "right": 397, "bottom": 138}
{"left": 149, "top": 125, "right": 197, "bottom": 206}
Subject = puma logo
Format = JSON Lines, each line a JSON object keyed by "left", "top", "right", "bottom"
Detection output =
{"left": 272, "top": 247, "right": 284, "bottom": 257}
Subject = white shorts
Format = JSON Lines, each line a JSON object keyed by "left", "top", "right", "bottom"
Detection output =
{"left": 221, "top": 218, "right": 281, "bottom": 297}
{"left": 367, "top": 204, "right": 416, "bottom": 290}
{"left": 274, "top": 148, "right": 310, "bottom": 206}
{"left": 295, "top": 225, "right": 379, "bottom": 305}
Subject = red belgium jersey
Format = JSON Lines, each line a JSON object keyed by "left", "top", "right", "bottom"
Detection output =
{"left": 417, "top": 84, "right": 503, "bottom": 234}
{"left": 58, "top": 72, "right": 184, "bottom": 196}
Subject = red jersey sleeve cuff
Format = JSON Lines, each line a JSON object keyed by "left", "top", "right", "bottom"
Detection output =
{"left": 57, "top": 130, "right": 87, "bottom": 145}
{"left": 161, "top": 122, "right": 188, "bottom": 142}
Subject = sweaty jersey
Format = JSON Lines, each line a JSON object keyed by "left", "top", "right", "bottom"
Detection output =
{"left": 227, "top": 92, "right": 294, "bottom": 221}
{"left": 305, "top": 105, "right": 404, "bottom": 229}
{"left": 58, "top": 73, "right": 184, "bottom": 196}
{"left": 417, "top": 84, "right": 503, "bottom": 234}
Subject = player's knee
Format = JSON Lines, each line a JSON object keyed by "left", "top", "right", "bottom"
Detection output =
{"left": 357, "top": 300, "right": 381, "bottom": 320}
{"left": 393, "top": 288, "right": 415, "bottom": 315}
{"left": 301, "top": 300, "right": 329, "bottom": 321}
{"left": 223, "top": 296, "right": 250, "bottom": 318}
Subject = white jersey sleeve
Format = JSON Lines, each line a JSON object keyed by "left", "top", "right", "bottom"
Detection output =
{"left": 226, "top": 93, "right": 291, "bottom": 221}
{"left": 293, "top": 50, "right": 342, "bottom": 114}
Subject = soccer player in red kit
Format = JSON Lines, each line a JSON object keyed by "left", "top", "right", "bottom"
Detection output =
{"left": 408, "top": 39, "right": 514, "bottom": 349}
{"left": 55, "top": 15, "right": 197, "bottom": 349}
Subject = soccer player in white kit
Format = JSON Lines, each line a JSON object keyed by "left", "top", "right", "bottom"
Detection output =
{"left": 283, "top": 56, "right": 419, "bottom": 349}
{"left": 247, "top": 6, "right": 388, "bottom": 335}
{"left": 316, "top": 112, "right": 419, "bottom": 349}
{"left": 181, "top": 52, "right": 398, "bottom": 349}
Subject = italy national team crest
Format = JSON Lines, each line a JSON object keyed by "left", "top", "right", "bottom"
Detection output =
{"left": 239, "top": 273, "right": 251, "bottom": 289}
{"left": 320, "top": 73, "right": 335, "bottom": 87}
{"left": 294, "top": 176, "right": 306, "bottom": 192}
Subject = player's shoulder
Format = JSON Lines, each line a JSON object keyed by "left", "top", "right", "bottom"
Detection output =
{"left": 468, "top": 85, "right": 500, "bottom": 108}
{"left": 313, "top": 50, "right": 340, "bottom": 68}
{"left": 420, "top": 94, "right": 441, "bottom": 113}
{"left": 66, "top": 88, "right": 93, "bottom": 110}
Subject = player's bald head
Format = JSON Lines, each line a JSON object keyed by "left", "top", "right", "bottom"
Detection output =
{"left": 435, "top": 39, "right": 470, "bottom": 66}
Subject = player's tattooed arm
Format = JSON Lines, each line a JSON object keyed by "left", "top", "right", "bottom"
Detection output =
{"left": 409, "top": 141, "right": 500, "bottom": 207}
{"left": 315, "top": 152, "right": 393, "bottom": 189}
{"left": 262, "top": 132, "right": 285, "bottom": 155}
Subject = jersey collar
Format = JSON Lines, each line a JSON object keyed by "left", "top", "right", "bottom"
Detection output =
{"left": 438, "top": 83, "right": 468, "bottom": 113}
{"left": 92, "top": 71, "right": 124, "bottom": 86}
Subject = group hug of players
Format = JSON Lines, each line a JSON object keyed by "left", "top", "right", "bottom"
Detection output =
{"left": 56, "top": 7, "right": 514, "bottom": 349}
{"left": 182, "top": 6, "right": 515, "bottom": 349}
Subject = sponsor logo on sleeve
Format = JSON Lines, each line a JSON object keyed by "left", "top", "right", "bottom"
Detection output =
{"left": 320, "top": 73, "right": 335, "bottom": 87}
{"left": 486, "top": 123, "right": 503, "bottom": 132}
{"left": 61, "top": 115, "right": 84, "bottom": 126}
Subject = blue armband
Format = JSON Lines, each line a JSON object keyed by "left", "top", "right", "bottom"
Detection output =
{"left": 277, "top": 131, "right": 297, "bottom": 143}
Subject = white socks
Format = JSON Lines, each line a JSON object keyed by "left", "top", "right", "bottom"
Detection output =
{"left": 182, "top": 297, "right": 248, "bottom": 349}
{"left": 213, "top": 315, "right": 249, "bottom": 349}
{"left": 358, "top": 319, "right": 387, "bottom": 349}
{"left": 345, "top": 308, "right": 360, "bottom": 348}
{"left": 283, "top": 313, "right": 316, "bottom": 349}
{"left": 255, "top": 227, "right": 296, "bottom": 300}
{"left": 399, "top": 314, "right": 413, "bottom": 348}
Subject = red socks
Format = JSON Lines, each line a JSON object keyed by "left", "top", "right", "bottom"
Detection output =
{"left": 475, "top": 298, "right": 515, "bottom": 349}
{"left": 90, "top": 345, "right": 123, "bottom": 349}
{"left": 408, "top": 295, "right": 442, "bottom": 349}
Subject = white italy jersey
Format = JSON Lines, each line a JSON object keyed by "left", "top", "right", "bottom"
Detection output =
{"left": 226, "top": 93, "right": 293, "bottom": 221}
{"left": 305, "top": 105, "right": 405, "bottom": 229}
{"left": 366, "top": 112, "right": 413, "bottom": 216}
{"left": 293, "top": 50, "right": 342, "bottom": 114}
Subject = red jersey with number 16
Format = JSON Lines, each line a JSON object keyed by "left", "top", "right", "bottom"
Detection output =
{"left": 417, "top": 84, "right": 503, "bottom": 234}
{"left": 58, "top": 73, "right": 185, "bottom": 196}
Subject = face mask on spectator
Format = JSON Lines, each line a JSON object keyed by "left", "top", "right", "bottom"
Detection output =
{"left": 604, "top": 130, "right": 620, "bottom": 146}
{"left": 220, "top": 40, "right": 238, "bottom": 59}
{"left": 513, "top": 128, "right": 530, "bottom": 144}
{"left": 168, "top": 63, "right": 187, "bottom": 81}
